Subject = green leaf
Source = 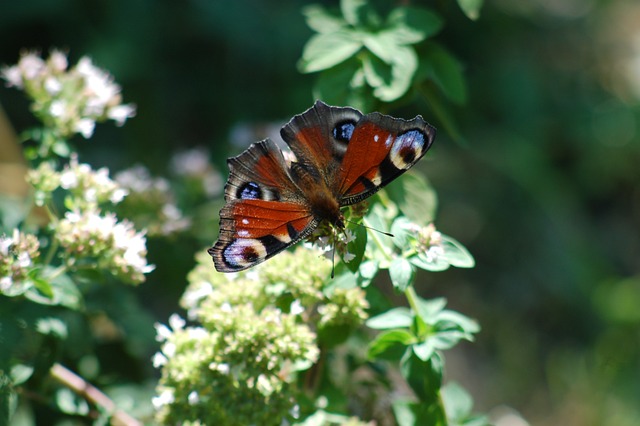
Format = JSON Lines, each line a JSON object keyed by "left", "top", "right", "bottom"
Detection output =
{"left": 302, "top": 4, "right": 347, "bottom": 34}
{"left": 25, "top": 267, "right": 82, "bottom": 309}
{"left": 420, "top": 42, "right": 467, "bottom": 105}
{"left": 10, "top": 364, "right": 34, "bottom": 385}
{"left": 363, "top": 32, "right": 399, "bottom": 64}
{"left": 368, "top": 329, "right": 416, "bottom": 360}
{"left": 442, "top": 382, "right": 473, "bottom": 421}
{"left": 412, "top": 340, "right": 435, "bottom": 362}
{"left": 400, "top": 349, "right": 444, "bottom": 403}
{"left": 390, "top": 217, "right": 413, "bottom": 249}
{"left": 393, "top": 399, "right": 446, "bottom": 426}
{"left": 299, "top": 31, "right": 362, "bottom": 73}
{"left": 341, "top": 0, "right": 369, "bottom": 27}
{"left": 436, "top": 310, "right": 480, "bottom": 335}
{"left": 457, "top": 0, "right": 483, "bottom": 20}
{"left": 440, "top": 234, "right": 475, "bottom": 268}
{"left": 370, "top": 46, "right": 418, "bottom": 102}
{"left": 389, "top": 257, "right": 415, "bottom": 291}
{"left": 384, "top": 7, "right": 444, "bottom": 44}
{"left": 410, "top": 251, "right": 451, "bottom": 272}
{"left": 366, "top": 307, "right": 413, "bottom": 329}
{"left": 357, "top": 259, "right": 378, "bottom": 287}
{"left": 56, "top": 388, "right": 90, "bottom": 415}
{"left": 35, "top": 317, "right": 68, "bottom": 339}
{"left": 414, "top": 296, "right": 447, "bottom": 324}
{"left": 386, "top": 172, "right": 438, "bottom": 225}
{"left": 313, "top": 59, "right": 372, "bottom": 111}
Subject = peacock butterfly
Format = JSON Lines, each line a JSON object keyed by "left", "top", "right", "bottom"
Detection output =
{"left": 209, "top": 100, "right": 436, "bottom": 273}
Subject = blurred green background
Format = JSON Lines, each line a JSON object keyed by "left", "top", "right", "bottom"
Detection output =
{"left": 2, "top": 1, "right": 639, "bottom": 425}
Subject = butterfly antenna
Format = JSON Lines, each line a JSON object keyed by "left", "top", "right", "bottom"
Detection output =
{"left": 331, "top": 227, "right": 337, "bottom": 278}
{"left": 344, "top": 218, "right": 394, "bottom": 238}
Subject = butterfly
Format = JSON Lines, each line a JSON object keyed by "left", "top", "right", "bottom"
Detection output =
{"left": 209, "top": 100, "right": 436, "bottom": 273}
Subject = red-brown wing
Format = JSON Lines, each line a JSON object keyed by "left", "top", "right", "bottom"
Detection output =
{"left": 336, "top": 112, "right": 436, "bottom": 206}
{"left": 210, "top": 199, "right": 317, "bottom": 272}
{"left": 211, "top": 138, "right": 319, "bottom": 272}
{"left": 280, "top": 100, "right": 363, "bottom": 181}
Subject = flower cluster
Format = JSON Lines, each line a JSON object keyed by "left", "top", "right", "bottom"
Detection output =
{"left": 407, "top": 222, "right": 445, "bottom": 263}
{"left": 114, "top": 165, "right": 191, "bottom": 236}
{"left": 54, "top": 209, "right": 154, "bottom": 284}
{"left": 0, "top": 230, "right": 40, "bottom": 296}
{"left": 27, "top": 156, "right": 127, "bottom": 209}
{"left": 1, "top": 50, "right": 135, "bottom": 139}
{"left": 153, "top": 248, "right": 369, "bottom": 425}
{"left": 169, "top": 147, "right": 223, "bottom": 199}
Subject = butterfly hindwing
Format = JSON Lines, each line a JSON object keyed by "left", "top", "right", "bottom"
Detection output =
{"left": 336, "top": 112, "right": 436, "bottom": 206}
{"left": 210, "top": 199, "right": 317, "bottom": 272}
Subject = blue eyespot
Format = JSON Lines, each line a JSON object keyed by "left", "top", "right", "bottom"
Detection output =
{"left": 238, "top": 181, "right": 261, "bottom": 199}
{"left": 333, "top": 121, "right": 356, "bottom": 143}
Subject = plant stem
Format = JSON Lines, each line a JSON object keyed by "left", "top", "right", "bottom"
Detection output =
{"left": 49, "top": 363, "right": 142, "bottom": 426}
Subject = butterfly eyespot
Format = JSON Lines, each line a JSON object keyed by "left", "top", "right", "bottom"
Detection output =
{"left": 222, "top": 239, "right": 267, "bottom": 269}
{"left": 333, "top": 121, "right": 356, "bottom": 143}
{"left": 238, "top": 182, "right": 262, "bottom": 200}
{"left": 389, "top": 129, "right": 426, "bottom": 170}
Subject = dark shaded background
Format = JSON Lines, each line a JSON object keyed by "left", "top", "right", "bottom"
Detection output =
{"left": 2, "top": 1, "right": 639, "bottom": 425}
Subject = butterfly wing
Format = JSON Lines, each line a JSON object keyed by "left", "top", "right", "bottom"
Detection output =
{"left": 336, "top": 112, "right": 436, "bottom": 206}
{"left": 210, "top": 139, "right": 318, "bottom": 272}
{"left": 280, "top": 100, "right": 363, "bottom": 181}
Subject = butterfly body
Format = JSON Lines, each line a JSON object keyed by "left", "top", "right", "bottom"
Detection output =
{"left": 209, "top": 101, "right": 436, "bottom": 273}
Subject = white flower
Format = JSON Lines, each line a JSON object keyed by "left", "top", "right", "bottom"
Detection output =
{"left": 44, "top": 76, "right": 62, "bottom": 95}
{"left": 109, "top": 188, "right": 128, "bottom": 204}
{"left": 168, "top": 313, "right": 186, "bottom": 331}
{"left": 152, "top": 352, "right": 168, "bottom": 368}
{"left": 49, "top": 100, "right": 67, "bottom": 118}
{"left": 75, "top": 118, "right": 95, "bottom": 138}
{"left": 107, "top": 104, "right": 136, "bottom": 126}
{"left": 210, "top": 362, "right": 230, "bottom": 375}
{"left": 59, "top": 169, "right": 78, "bottom": 189}
{"left": 187, "top": 391, "right": 200, "bottom": 405}
{"left": 170, "top": 147, "right": 210, "bottom": 176}
{"left": 290, "top": 300, "right": 304, "bottom": 316}
{"left": 76, "top": 57, "right": 120, "bottom": 106}
{"left": 16, "top": 252, "right": 31, "bottom": 268}
{"left": 151, "top": 388, "right": 175, "bottom": 409}
{"left": 162, "top": 342, "right": 176, "bottom": 358}
{"left": 1, "top": 65, "right": 23, "bottom": 88}
{"left": 48, "top": 49, "right": 68, "bottom": 72}
{"left": 342, "top": 251, "right": 355, "bottom": 263}
{"left": 342, "top": 228, "right": 356, "bottom": 244}
{"left": 0, "top": 276, "right": 12, "bottom": 292}
{"left": 154, "top": 322, "right": 172, "bottom": 342}
{"left": 0, "top": 235, "right": 13, "bottom": 256}
{"left": 19, "top": 52, "right": 45, "bottom": 80}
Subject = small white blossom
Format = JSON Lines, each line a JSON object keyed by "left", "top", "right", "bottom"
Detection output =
{"left": 0, "top": 235, "right": 12, "bottom": 256}
{"left": 152, "top": 352, "right": 168, "bottom": 368}
{"left": 342, "top": 251, "right": 355, "bottom": 263}
{"left": 0, "top": 276, "right": 12, "bottom": 291}
{"left": 155, "top": 323, "right": 172, "bottom": 342}
{"left": 44, "top": 76, "right": 62, "bottom": 95}
{"left": 151, "top": 388, "right": 175, "bottom": 408}
{"left": 107, "top": 104, "right": 136, "bottom": 126}
{"left": 162, "top": 342, "right": 176, "bottom": 358}
{"left": 48, "top": 49, "right": 68, "bottom": 72}
{"left": 1, "top": 65, "right": 22, "bottom": 87}
{"left": 168, "top": 314, "right": 186, "bottom": 331}
{"left": 75, "top": 118, "right": 96, "bottom": 138}
{"left": 290, "top": 300, "right": 304, "bottom": 316}
{"left": 187, "top": 391, "right": 200, "bottom": 405}
{"left": 19, "top": 52, "right": 45, "bottom": 80}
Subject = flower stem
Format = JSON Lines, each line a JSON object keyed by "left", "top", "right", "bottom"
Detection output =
{"left": 49, "top": 363, "right": 142, "bottom": 426}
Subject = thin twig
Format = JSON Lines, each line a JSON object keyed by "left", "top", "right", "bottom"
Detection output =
{"left": 49, "top": 363, "right": 142, "bottom": 426}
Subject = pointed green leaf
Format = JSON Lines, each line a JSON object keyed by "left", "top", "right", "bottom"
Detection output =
{"left": 440, "top": 234, "right": 475, "bottom": 268}
{"left": 299, "top": 31, "right": 362, "bottom": 73}
{"left": 302, "top": 4, "right": 347, "bottom": 34}
{"left": 346, "top": 223, "right": 367, "bottom": 273}
{"left": 386, "top": 172, "right": 438, "bottom": 225}
{"left": 389, "top": 257, "right": 415, "bottom": 291}
{"left": 385, "top": 7, "right": 444, "bottom": 44}
{"left": 366, "top": 307, "right": 413, "bottom": 329}
{"left": 368, "top": 329, "right": 416, "bottom": 360}
{"left": 420, "top": 42, "right": 467, "bottom": 104}
{"left": 457, "top": 0, "right": 483, "bottom": 20}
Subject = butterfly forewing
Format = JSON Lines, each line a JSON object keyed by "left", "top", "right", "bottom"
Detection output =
{"left": 336, "top": 113, "right": 436, "bottom": 206}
